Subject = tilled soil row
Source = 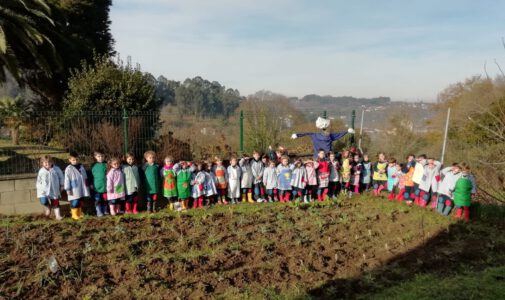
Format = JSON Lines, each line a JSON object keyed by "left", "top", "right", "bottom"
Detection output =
{"left": 1, "top": 199, "right": 493, "bottom": 299}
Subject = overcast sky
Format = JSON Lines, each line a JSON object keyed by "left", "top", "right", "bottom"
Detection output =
{"left": 110, "top": 0, "right": 505, "bottom": 101}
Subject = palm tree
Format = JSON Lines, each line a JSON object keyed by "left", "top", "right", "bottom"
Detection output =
{"left": 0, "top": 0, "right": 58, "bottom": 84}
{"left": 0, "top": 96, "right": 29, "bottom": 145}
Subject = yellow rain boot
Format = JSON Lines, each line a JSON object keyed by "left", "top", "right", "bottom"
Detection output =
{"left": 77, "top": 207, "right": 84, "bottom": 219}
{"left": 247, "top": 193, "right": 255, "bottom": 203}
{"left": 169, "top": 203, "right": 174, "bottom": 211}
{"left": 241, "top": 194, "right": 247, "bottom": 203}
{"left": 71, "top": 208, "right": 79, "bottom": 220}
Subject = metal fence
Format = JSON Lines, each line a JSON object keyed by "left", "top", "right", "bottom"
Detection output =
{"left": 0, "top": 109, "right": 358, "bottom": 176}
{"left": 0, "top": 110, "right": 241, "bottom": 175}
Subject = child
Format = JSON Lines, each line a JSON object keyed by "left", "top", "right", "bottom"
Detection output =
{"left": 276, "top": 155, "right": 293, "bottom": 202}
{"left": 372, "top": 152, "right": 388, "bottom": 196}
{"left": 452, "top": 163, "right": 475, "bottom": 221}
{"left": 291, "top": 159, "right": 307, "bottom": 202}
{"left": 106, "top": 157, "right": 126, "bottom": 216}
{"left": 36, "top": 155, "right": 64, "bottom": 220}
{"left": 64, "top": 151, "right": 90, "bottom": 220}
{"left": 387, "top": 159, "right": 397, "bottom": 200}
{"left": 316, "top": 149, "right": 330, "bottom": 201}
{"left": 251, "top": 151, "right": 265, "bottom": 202}
{"left": 341, "top": 150, "right": 352, "bottom": 194}
{"left": 143, "top": 150, "right": 160, "bottom": 213}
{"left": 304, "top": 159, "right": 318, "bottom": 202}
{"left": 227, "top": 157, "right": 242, "bottom": 204}
{"left": 328, "top": 152, "right": 342, "bottom": 199}
{"left": 394, "top": 164, "right": 406, "bottom": 201}
{"left": 239, "top": 154, "right": 255, "bottom": 203}
{"left": 263, "top": 160, "right": 278, "bottom": 202}
{"left": 349, "top": 154, "right": 362, "bottom": 197}
{"left": 191, "top": 162, "right": 206, "bottom": 209}
{"left": 174, "top": 161, "right": 194, "bottom": 210}
{"left": 91, "top": 151, "right": 108, "bottom": 217}
{"left": 436, "top": 163, "right": 461, "bottom": 216}
{"left": 402, "top": 155, "right": 416, "bottom": 204}
{"left": 261, "top": 154, "right": 270, "bottom": 198}
{"left": 213, "top": 157, "right": 228, "bottom": 205}
{"left": 268, "top": 145, "right": 286, "bottom": 165}
{"left": 122, "top": 152, "right": 140, "bottom": 214}
{"left": 204, "top": 161, "right": 218, "bottom": 206}
{"left": 161, "top": 156, "right": 178, "bottom": 210}
{"left": 412, "top": 154, "right": 427, "bottom": 204}
{"left": 418, "top": 158, "right": 441, "bottom": 207}
{"left": 360, "top": 154, "right": 372, "bottom": 192}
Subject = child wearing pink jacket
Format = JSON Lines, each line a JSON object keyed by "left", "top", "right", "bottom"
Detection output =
{"left": 106, "top": 157, "right": 126, "bottom": 216}
{"left": 304, "top": 160, "right": 318, "bottom": 202}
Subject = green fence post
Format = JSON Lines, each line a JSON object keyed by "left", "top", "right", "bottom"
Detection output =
{"left": 350, "top": 110, "right": 356, "bottom": 146}
{"left": 123, "top": 108, "right": 129, "bottom": 154}
{"left": 239, "top": 110, "right": 244, "bottom": 155}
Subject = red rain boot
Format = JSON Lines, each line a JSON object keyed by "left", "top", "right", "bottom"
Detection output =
{"left": 388, "top": 192, "right": 395, "bottom": 201}
{"left": 377, "top": 184, "right": 384, "bottom": 194}
{"left": 198, "top": 197, "right": 204, "bottom": 208}
{"left": 416, "top": 191, "right": 424, "bottom": 206}
{"left": 454, "top": 208, "right": 463, "bottom": 219}
{"left": 133, "top": 197, "right": 139, "bottom": 214}
{"left": 373, "top": 189, "right": 378, "bottom": 196}
{"left": 396, "top": 189, "right": 405, "bottom": 202}
{"left": 317, "top": 194, "right": 323, "bottom": 202}
{"left": 431, "top": 196, "right": 437, "bottom": 209}
{"left": 354, "top": 185, "right": 359, "bottom": 194}
{"left": 193, "top": 198, "right": 198, "bottom": 209}
{"left": 322, "top": 188, "right": 328, "bottom": 200}
{"left": 283, "top": 193, "right": 290, "bottom": 202}
{"left": 125, "top": 202, "right": 132, "bottom": 214}
{"left": 463, "top": 207, "right": 470, "bottom": 221}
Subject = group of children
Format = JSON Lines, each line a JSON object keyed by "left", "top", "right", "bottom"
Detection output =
{"left": 36, "top": 151, "right": 138, "bottom": 220}
{"left": 366, "top": 152, "right": 476, "bottom": 221}
{"left": 35, "top": 148, "right": 476, "bottom": 221}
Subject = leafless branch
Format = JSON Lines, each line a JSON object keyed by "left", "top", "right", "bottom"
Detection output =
{"left": 494, "top": 59, "right": 505, "bottom": 77}
{"left": 467, "top": 116, "right": 505, "bottom": 141}
{"left": 477, "top": 159, "right": 505, "bottom": 165}
{"left": 484, "top": 61, "right": 490, "bottom": 80}
{"left": 483, "top": 108, "right": 505, "bottom": 130}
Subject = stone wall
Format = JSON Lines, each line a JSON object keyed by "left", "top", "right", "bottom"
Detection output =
{"left": 0, "top": 174, "right": 45, "bottom": 215}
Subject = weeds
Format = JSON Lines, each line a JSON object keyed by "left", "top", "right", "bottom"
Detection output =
{"left": 0, "top": 195, "right": 503, "bottom": 299}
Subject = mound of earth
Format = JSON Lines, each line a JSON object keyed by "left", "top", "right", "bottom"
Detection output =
{"left": 0, "top": 196, "right": 503, "bottom": 299}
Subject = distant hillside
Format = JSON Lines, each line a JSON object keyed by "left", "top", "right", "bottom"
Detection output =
{"left": 288, "top": 95, "right": 435, "bottom": 133}
{"left": 296, "top": 95, "right": 392, "bottom": 106}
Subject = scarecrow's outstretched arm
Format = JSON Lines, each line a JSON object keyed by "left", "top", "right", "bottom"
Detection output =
{"left": 291, "top": 132, "right": 315, "bottom": 139}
